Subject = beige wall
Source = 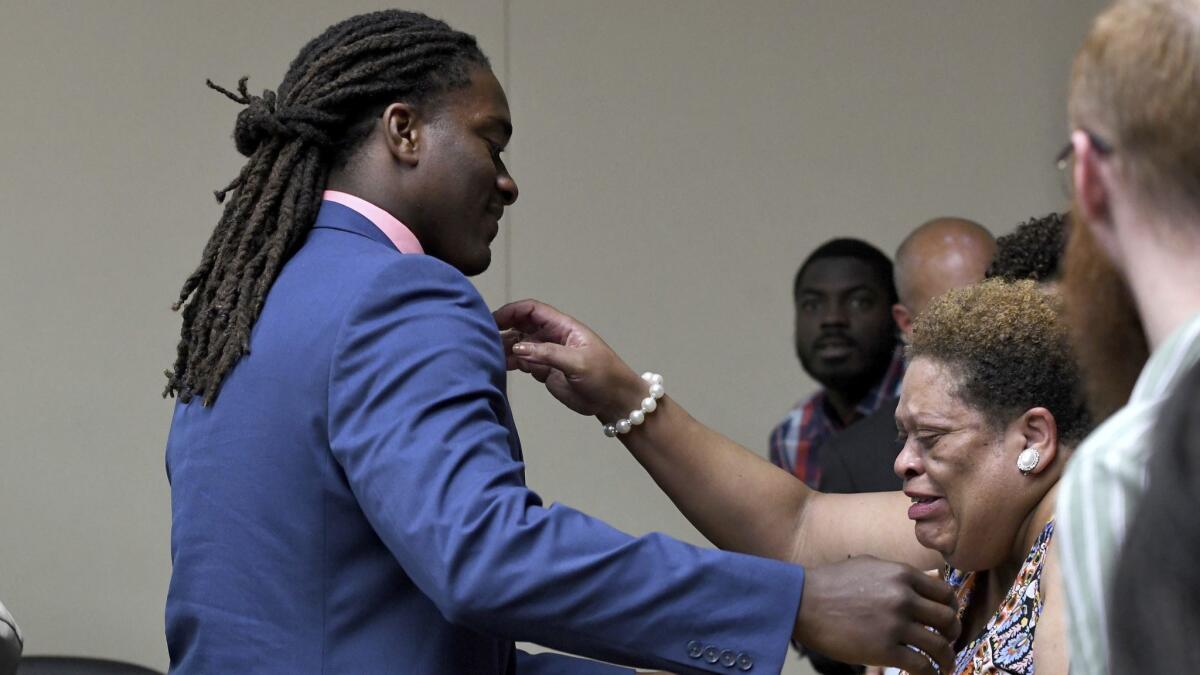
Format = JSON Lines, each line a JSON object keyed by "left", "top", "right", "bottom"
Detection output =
{"left": 0, "top": 2, "right": 1102, "bottom": 672}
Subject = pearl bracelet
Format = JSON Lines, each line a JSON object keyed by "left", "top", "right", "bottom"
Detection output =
{"left": 602, "top": 372, "right": 665, "bottom": 438}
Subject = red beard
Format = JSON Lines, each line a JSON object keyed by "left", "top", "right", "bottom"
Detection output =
{"left": 1061, "top": 206, "right": 1151, "bottom": 423}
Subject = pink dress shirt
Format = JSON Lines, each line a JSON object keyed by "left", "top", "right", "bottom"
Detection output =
{"left": 322, "top": 190, "right": 424, "bottom": 255}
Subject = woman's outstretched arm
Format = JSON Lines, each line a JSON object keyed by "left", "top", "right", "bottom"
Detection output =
{"left": 495, "top": 299, "right": 939, "bottom": 571}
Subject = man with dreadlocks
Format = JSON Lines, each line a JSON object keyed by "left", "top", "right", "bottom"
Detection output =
{"left": 164, "top": 10, "right": 959, "bottom": 675}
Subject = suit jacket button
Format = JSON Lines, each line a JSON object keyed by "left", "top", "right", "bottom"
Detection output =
{"left": 719, "top": 649, "right": 736, "bottom": 667}
{"left": 687, "top": 640, "right": 704, "bottom": 658}
{"left": 736, "top": 652, "right": 754, "bottom": 671}
{"left": 703, "top": 645, "right": 721, "bottom": 663}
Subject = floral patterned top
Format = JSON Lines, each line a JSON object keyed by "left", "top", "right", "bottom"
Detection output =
{"left": 942, "top": 520, "right": 1055, "bottom": 674}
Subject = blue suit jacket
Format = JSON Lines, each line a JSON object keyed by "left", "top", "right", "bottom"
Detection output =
{"left": 165, "top": 201, "right": 806, "bottom": 674}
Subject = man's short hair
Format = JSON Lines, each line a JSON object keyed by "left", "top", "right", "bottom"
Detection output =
{"left": 1070, "top": 0, "right": 1200, "bottom": 218}
{"left": 793, "top": 238, "right": 898, "bottom": 304}
{"left": 986, "top": 213, "right": 1069, "bottom": 282}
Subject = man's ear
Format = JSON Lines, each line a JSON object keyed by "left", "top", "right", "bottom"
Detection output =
{"left": 1014, "top": 406, "right": 1059, "bottom": 476}
{"left": 1072, "top": 130, "right": 1114, "bottom": 234}
{"left": 893, "top": 303, "right": 913, "bottom": 343}
{"left": 382, "top": 102, "right": 421, "bottom": 167}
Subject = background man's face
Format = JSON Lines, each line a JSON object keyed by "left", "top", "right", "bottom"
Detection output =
{"left": 794, "top": 257, "right": 897, "bottom": 394}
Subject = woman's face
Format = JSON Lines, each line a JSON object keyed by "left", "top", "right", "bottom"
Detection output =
{"left": 893, "top": 357, "right": 1030, "bottom": 571}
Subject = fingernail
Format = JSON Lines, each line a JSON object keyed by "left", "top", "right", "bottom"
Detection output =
{"left": 512, "top": 343, "right": 530, "bottom": 354}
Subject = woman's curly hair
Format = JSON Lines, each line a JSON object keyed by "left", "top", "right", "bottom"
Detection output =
{"left": 908, "top": 279, "right": 1091, "bottom": 445}
{"left": 985, "top": 212, "right": 1068, "bottom": 283}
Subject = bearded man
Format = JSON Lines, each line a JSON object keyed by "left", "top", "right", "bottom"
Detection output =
{"left": 1055, "top": 1, "right": 1200, "bottom": 672}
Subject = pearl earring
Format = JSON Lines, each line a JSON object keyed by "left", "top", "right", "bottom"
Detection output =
{"left": 1017, "top": 447, "right": 1041, "bottom": 474}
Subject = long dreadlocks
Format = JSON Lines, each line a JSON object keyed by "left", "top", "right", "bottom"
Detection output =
{"left": 165, "top": 11, "right": 489, "bottom": 404}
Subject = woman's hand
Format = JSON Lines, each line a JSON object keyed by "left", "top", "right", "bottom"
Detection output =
{"left": 494, "top": 299, "right": 647, "bottom": 422}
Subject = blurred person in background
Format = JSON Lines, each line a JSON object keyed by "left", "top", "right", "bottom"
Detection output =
{"left": 1109, "top": 361, "right": 1200, "bottom": 673}
{"left": 777, "top": 237, "right": 908, "bottom": 675}
{"left": 889, "top": 218, "right": 995, "bottom": 341}
{"left": 985, "top": 213, "right": 1068, "bottom": 284}
{"left": 1056, "top": 1, "right": 1200, "bottom": 671}
{"left": 771, "top": 239, "right": 903, "bottom": 490}
{"left": 818, "top": 218, "right": 994, "bottom": 499}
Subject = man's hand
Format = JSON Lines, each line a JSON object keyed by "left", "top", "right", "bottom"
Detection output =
{"left": 794, "top": 556, "right": 959, "bottom": 675}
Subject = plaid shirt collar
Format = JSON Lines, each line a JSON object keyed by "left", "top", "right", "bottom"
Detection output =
{"left": 769, "top": 344, "right": 906, "bottom": 486}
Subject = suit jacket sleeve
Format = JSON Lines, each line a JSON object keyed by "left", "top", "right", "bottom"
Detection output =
{"left": 328, "top": 257, "right": 805, "bottom": 674}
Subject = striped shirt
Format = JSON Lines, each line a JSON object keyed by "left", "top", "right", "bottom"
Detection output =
{"left": 1056, "top": 311, "right": 1200, "bottom": 675}
{"left": 769, "top": 345, "right": 905, "bottom": 488}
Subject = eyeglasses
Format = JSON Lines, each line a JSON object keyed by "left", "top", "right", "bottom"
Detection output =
{"left": 1056, "top": 129, "right": 1114, "bottom": 196}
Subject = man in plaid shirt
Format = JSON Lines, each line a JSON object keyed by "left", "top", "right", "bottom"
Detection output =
{"left": 770, "top": 238, "right": 903, "bottom": 490}
{"left": 768, "top": 238, "right": 904, "bottom": 675}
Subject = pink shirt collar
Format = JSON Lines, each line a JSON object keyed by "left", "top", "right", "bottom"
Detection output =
{"left": 322, "top": 190, "right": 424, "bottom": 255}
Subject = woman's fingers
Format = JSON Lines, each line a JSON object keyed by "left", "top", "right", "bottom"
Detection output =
{"left": 499, "top": 299, "right": 640, "bottom": 418}
{"left": 525, "top": 361, "right": 556, "bottom": 384}
{"left": 500, "top": 330, "right": 527, "bottom": 371}
{"left": 494, "top": 299, "right": 577, "bottom": 343}
{"left": 511, "top": 341, "right": 587, "bottom": 377}
{"left": 493, "top": 299, "right": 544, "bottom": 332}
